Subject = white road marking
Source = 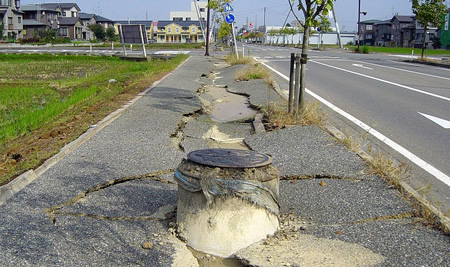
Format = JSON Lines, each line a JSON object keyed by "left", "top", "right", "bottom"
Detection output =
{"left": 352, "top": 63, "right": 373, "bottom": 70}
{"left": 419, "top": 113, "right": 450, "bottom": 129}
{"left": 311, "top": 60, "right": 450, "bottom": 102}
{"left": 256, "top": 58, "right": 450, "bottom": 187}
{"left": 360, "top": 61, "right": 450, "bottom": 81}
{"left": 387, "top": 59, "right": 450, "bottom": 72}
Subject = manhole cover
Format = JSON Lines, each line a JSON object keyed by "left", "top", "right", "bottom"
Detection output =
{"left": 187, "top": 149, "right": 272, "bottom": 168}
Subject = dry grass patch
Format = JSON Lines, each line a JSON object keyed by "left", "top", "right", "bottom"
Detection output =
{"left": 235, "top": 63, "right": 273, "bottom": 84}
{"left": 262, "top": 101, "right": 326, "bottom": 130}
{"left": 225, "top": 55, "right": 254, "bottom": 65}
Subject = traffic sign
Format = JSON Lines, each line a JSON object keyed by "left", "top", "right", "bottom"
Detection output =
{"left": 225, "top": 13, "right": 235, "bottom": 24}
{"left": 224, "top": 3, "right": 233, "bottom": 13}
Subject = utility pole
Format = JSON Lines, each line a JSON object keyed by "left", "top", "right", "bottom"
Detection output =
{"left": 357, "top": 0, "right": 361, "bottom": 53}
{"left": 332, "top": 5, "right": 343, "bottom": 48}
{"left": 205, "top": 0, "right": 211, "bottom": 56}
{"left": 264, "top": 7, "right": 266, "bottom": 43}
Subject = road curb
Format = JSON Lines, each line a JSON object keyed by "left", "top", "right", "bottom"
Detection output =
{"left": 0, "top": 56, "right": 192, "bottom": 206}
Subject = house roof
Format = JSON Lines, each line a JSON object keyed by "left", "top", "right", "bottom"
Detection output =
{"left": 23, "top": 19, "right": 47, "bottom": 26}
{"left": 58, "top": 16, "right": 81, "bottom": 26}
{"left": 40, "top": 3, "right": 81, "bottom": 11}
{"left": 157, "top": 20, "right": 201, "bottom": 27}
{"left": 360, "top": 19, "right": 382, "bottom": 25}
{"left": 96, "top": 15, "right": 113, "bottom": 23}
{"left": 116, "top": 20, "right": 153, "bottom": 27}
{"left": 21, "top": 4, "right": 59, "bottom": 13}
{"left": 375, "top": 20, "right": 392, "bottom": 26}
{"left": 79, "top": 12, "right": 97, "bottom": 20}
{"left": 391, "top": 15, "right": 414, "bottom": 23}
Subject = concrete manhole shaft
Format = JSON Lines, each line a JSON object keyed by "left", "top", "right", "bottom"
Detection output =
{"left": 176, "top": 149, "right": 280, "bottom": 258}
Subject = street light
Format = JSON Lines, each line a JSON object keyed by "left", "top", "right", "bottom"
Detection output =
{"left": 357, "top": 0, "right": 367, "bottom": 53}
{"left": 205, "top": 0, "right": 211, "bottom": 56}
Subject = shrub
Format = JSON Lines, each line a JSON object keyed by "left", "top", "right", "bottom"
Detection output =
{"left": 362, "top": 46, "right": 369, "bottom": 54}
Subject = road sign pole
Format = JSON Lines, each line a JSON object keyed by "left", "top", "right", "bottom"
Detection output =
{"left": 232, "top": 22, "right": 239, "bottom": 58}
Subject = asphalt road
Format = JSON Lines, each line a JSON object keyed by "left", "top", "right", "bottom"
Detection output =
{"left": 244, "top": 43, "right": 450, "bottom": 212}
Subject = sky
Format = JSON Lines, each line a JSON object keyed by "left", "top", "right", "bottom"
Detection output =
{"left": 21, "top": 0, "right": 450, "bottom": 32}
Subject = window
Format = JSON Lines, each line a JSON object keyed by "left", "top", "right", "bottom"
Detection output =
{"left": 173, "top": 17, "right": 183, "bottom": 21}
{"left": 17, "top": 16, "right": 21, "bottom": 23}
{"left": 366, "top": 25, "right": 372, "bottom": 30}
{"left": 168, "top": 27, "right": 171, "bottom": 33}
{"left": 72, "top": 11, "right": 76, "bottom": 17}
{"left": 159, "top": 27, "right": 165, "bottom": 31}
{"left": 15, "top": 0, "right": 19, "bottom": 8}
{"left": 0, "top": 0, "right": 11, "bottom": 7}
{"left": 8, "top": 17, "right": 12, "bottom": 24}
{"left": 366, "top": 34, "right": 372, "bottom": 39}
{"left": 176, "top": 27, "right": 179, "bottom": 33}
{"left": 182, "top": 27, "right": 189, "bottom": 31}
{"left": 199, "top": 8, "right": 205, "bottom": 12}
{"left": 186, "top": 17, "right": 191, "bottom": 21}
{"left": 191, "top": 27, "right": 196, "bottom": 33}
{"left": 59, "top": 27, "right": 68, "bottom": 36}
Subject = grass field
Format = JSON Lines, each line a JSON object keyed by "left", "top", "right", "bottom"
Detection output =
{"left": 346, "top": 45, "right": 450, "bottom": 55}
{"left": 0, "top": 54, "right": 188, "bottom": 185}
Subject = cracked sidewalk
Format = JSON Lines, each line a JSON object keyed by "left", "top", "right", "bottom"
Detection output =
{"left": 0, "top": 53, "right": 449, "bottom": 267}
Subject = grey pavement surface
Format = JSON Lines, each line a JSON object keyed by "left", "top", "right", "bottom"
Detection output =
{"left": 0, "top": 53, "right": 449, "bottom": 266}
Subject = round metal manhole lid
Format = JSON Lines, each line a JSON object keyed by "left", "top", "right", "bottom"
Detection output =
{"left": 187, "top": 149, "right": 272, "bottom": 168}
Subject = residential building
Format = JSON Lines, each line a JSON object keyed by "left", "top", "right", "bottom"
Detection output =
{"left": 374, "top": 20, "right": 393, "bottom": 47}
{"left": 21, "top": 4, "right": 60, "bottom": 38}
{"left": 96, "top": 15, "right": 114, "bottom": 30}
{"left": 115, "top": 20, "right": 153, "bottom": 41}
{"left": 441, "top": 9, "right": 450, "bottom": 49}
{"left": 391, "top": 15, "right": 415, "bottom": 47}
{"left": 170, "top": 1, "right": 207, "bottom": 22}
{"left": 358, "top": 19, "right": 381, "bottom": 46}
{"left": 58, "top": 16, "right": 81, "bottom": 40}
{"left": 0, "top": 0, "right": 23, "bottom": 39}
{"left": 39, "top": 3, "right": 80, "bottom": 18}
{"left": 79, "top": 12, "right": 97, "bottom": 41}
{"left": 155, "top": 20, "right": 203, "bottom": 43}
{"left": 414, "top": 19, "right": 438, "bottom": 49}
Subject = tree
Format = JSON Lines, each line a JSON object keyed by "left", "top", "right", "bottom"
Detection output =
{"left": 412, "top": 0, "right": 446, "bottom": 59}
{"left": 286, "top": 27, "right": 298, "bottom": 44}
{"left": 289, "top": 0, "right": 335, "bottom": 112}
{"left": 88, "top": 24, "right": 106, "bottom": 41}
{"left": 268, "top": 28, "right": 279, "bottom": 44}
{"left": 316, "top": 15, "right": 332, "bottom": 48}
{"left": 0, "top": 23, "right": 4, "bottom": 40}
{"left": 217, "top": 22, "right": 231, "bottom": 41}
{"left": 105, "top": 27, "right": 117, "bottom": 42}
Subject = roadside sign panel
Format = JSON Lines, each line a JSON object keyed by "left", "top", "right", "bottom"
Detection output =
{"left": 225, "top": 13, "right": 235, "bottom": 24}
{"left": 224, "top": 3, "right": 233, "bottom": 13}
{"left": 119, "top": 24, "right": 148, "bottom": 45}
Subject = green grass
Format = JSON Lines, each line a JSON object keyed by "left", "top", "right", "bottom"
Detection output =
{"left": 0, "top": 54, "right": 188, "bottom": 145}
{"left": 346, "top": 45, "right": 450, "bottom": 55}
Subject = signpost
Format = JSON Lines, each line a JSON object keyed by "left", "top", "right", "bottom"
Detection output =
{"left": 224, "top": 3, "right": 239, "bottom": 58}
{"left": 118, "top": 24, "right": 148, "bottom": 57}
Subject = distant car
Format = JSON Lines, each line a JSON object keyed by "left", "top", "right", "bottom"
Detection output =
{"left": 148, "top": 39, "right": 156, "bottom": 43}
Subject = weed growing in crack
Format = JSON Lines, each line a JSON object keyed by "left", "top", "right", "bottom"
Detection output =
{"left": 366, "top": 145, "right": 411, "bottom": 190}
{"left": 235, "top": 63, "right": 273, "bottom": 85}
{"left": 261, "top": 101, "right": 326, "bottom": 130}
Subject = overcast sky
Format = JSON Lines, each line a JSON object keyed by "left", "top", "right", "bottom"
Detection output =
{"left": 21, "top": 0, "right": 450, "bottom": 32}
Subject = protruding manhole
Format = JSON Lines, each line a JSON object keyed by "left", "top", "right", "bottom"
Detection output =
{"left": 187, "top": 148, "right": 272, "bottom": 168}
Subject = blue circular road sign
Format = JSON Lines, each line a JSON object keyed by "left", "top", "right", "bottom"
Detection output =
{"left": 225, "top": 13, "right": 235, "bottom": 24}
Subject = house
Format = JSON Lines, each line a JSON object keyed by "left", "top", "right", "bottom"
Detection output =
{"left": 358, "top": 19, "right": 381, "bottom": 46}
{"left": 115, "top": 20, "right": 153, "bottom": 41}
{"left": 170, "top": 1, "right": 207, "bottom": 22}
{"left": 441, "top": 9, "right": 450, "bottom": 49}
{"left": 22, "top": 19, "right": 46, "bottom": 39}
{"left": 391, "top": 15, "right": 415, "bottom": 47}
{"left": 79, "top": 12, "right": 97, "bottom": 40}
{"left": 155, "top": 20, "right": 203, "bottom": 43}
{"left": 375, "top": 20, "right": 393, "bottom": 47}
{"left": 414, "top": 18, "right": 438, "bottom": 49}
{"left": 0, "top": 0, "right": 23, "bottom": 39}
{"left": 57, "top": 16, "right": 82, "bottom": 40}
{"left": 39, "top": 3, "right": 80, "bottom": 18}
{"left": 21, "top": 4, "right": 60, "bottom": 37}
{"left": 96, "top": 15, "right": 114, "bottom": 30}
